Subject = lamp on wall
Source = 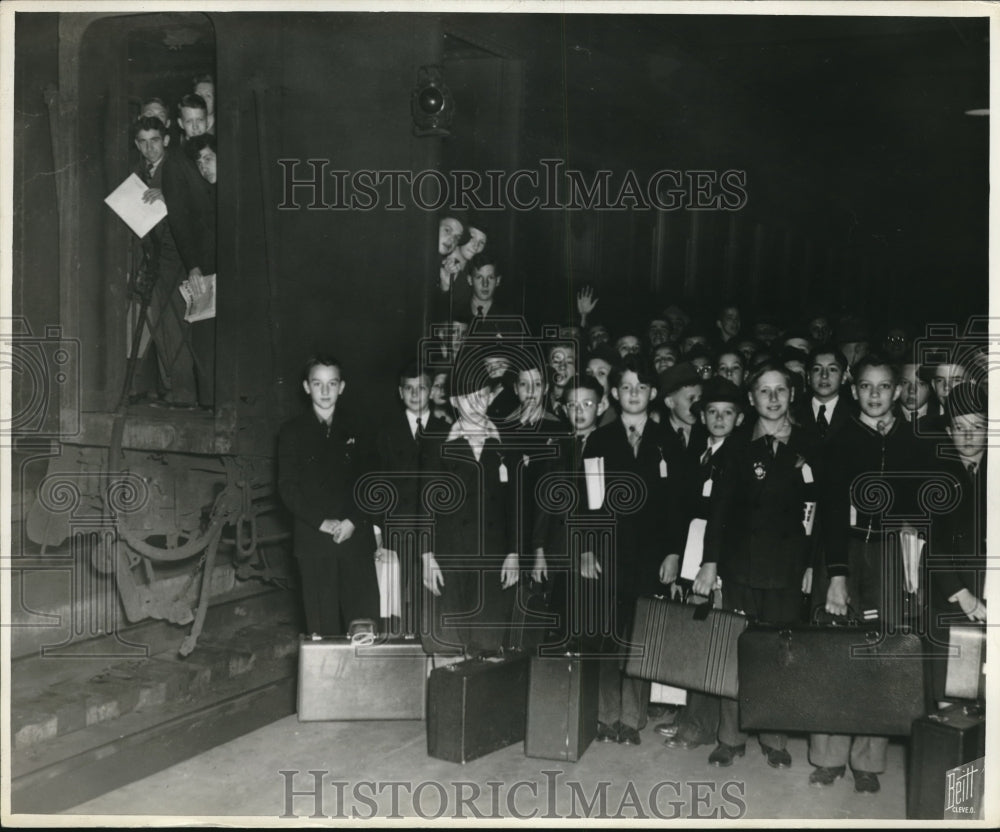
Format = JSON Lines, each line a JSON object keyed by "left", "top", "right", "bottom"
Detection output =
{"left": 411, "top": 65, "right": 454, "bottom": 137}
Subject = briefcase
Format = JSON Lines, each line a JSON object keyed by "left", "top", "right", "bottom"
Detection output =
{"left": 907, "top": 704, "right": 985, "bottom": 819}
{"left": 625, "top": 596, "right": 746, "bottom": 699}
{"left": 427, "top": 652, "right": 529, "bottom": 763}
{"left": 296, "top": 634, "right": 427, "bottom": 721}
{"left": 944, "top": 625, "right": 986, "bottom": 701}
{"left": 737, "top": 624, "right": 925, "bottom": 735}
{"left": 524, "top": 654, "right": 599, "bottom": 762}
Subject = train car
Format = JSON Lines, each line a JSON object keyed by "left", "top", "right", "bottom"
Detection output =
{"left": 6, "top": 5, "right": 991, "bottom": 822}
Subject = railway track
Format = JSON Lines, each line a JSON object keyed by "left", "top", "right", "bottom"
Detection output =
{"left": 10, "top": 585, "right": 302, "bottom": 814}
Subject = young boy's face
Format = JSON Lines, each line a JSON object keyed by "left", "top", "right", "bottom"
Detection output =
{"left": 548, "top": 345, "right": 575, "bottom": 387}
{"left": 716, "top": 352, "right": 745, "bottom": 388}
{"left": 430, "top": 373, "right": 448, "bottom": 407}
{"left": 566, "top": 387, "right": 604, "bottom": 434}
{"left": 932, "top": 363, "right": 965, "bottom": 402}
{"left": 948, "top": 412, "right": 988, "bottom": 459}
{"left": 616, "top": 335, "right": 641, "bottom": 358}
{"left": 665, "top": 384, "right": 702, "bottom": 426}
{"left": 852, "top": 365, "right": 899, "bottom": 420}
{"left": 652, "top": 345, "right": 678, "bottom": 375}
{"left": 808, "top": 352, "right": 843, "bottom": 401}
{"left": 588, "top": 324, "right": 610, "bottom": 350}
{"left": 735, "top": 339, "right": 757, "bottom": 365}
{"left": 517, "top": 368, "right": 547, "bottom": 411}
{"left": 692, "top": 356, "right": 714, "bottom": 381}
{"left": 647, "top": 319, "right": 671, "bottom": 347}
{"left": 194, "top": 81, "right": 215, "bottom": 116}
{"left": 808, "top": 317, "right": 831, "bottom": 344}
{"left": 717, "top": 307, "right": 741, "bottom": 339}
{"left": 612, "top": 370, "right": 655, "bottom": 416}
{"left": 134, "top": 128, "right": 168, "bottom": 166}
{"left": 701, "top": 401, "right": 744, "bottom": 439}
{"left": 196, "top": 147, "right": 217, "bottom": 184}
{"left": 438, "top": 217, "right": 463, "bottom": 255}
{"left": 586, "top": 357, "right": 612, "bottom": 392}
{"left": 303, "top": 364, "right": 344, "bottom": 413}
{"left": 460, "top": 227, "right": 487, "bottom": 261}
{"left": 900, "top": 363, "right": 930, "bottom": 412}
{"left": 399, "top": 375, "right": 430, "bottom": 415}
{"left": 180, "top": 105, "right": 207, "bottom": 139}
{"left": 468, "top": 265, "right": 501, "bottom": 302}
{"left": 750, "top": 370, "right": 792, "bottom": 422}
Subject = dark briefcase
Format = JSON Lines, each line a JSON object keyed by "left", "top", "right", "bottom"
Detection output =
{"left": 737, "top": 624, "right": 925, "bottom": 735}
{"left": 525, "top": 654, "right": 599, "bottom": 762}
{"left": 625, "top": 596, "right": 746, "bottom": 699}
{"left": 297, "top": 634, "right": 427, "bottom": 721}
{"left": 907, "top": 704, "right": 986, "bottom": 819}
{"left": 426, "top": 652, "right": 529, "bottom": 763}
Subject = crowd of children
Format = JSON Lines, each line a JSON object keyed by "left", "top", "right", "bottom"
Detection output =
{"left": 278, "top": 214, "right": 988, "bottom": 795}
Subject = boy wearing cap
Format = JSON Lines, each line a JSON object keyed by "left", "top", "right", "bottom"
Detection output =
{"left": 420, "top": 350, "right": 520, "bottom": 655}
{"left": 704, "top": 362, "right": 818, "bottom": 770}
{"left": 925, "top": 381, "right": 987, "bottom": 703}
{"left": 663, "top": 377, "right": 745, "bottom": 754}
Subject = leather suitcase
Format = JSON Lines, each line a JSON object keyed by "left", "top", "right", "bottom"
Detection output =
{"left": 297, "top": 634, "right": 427, "bottom": 721}
{"left": 737, "top": 624, "right": 925, "bottom": 735}
{"left": 427, "top": 652, "right": 529, "bottom": 763}
{"left": 907, "top": 704, "right": 985, "bottom": 819}
{"left": 524, "top": 654, "right": 599, "bottom": 762}
{"left": 625, "top": 596, "right": 746, "bottom": 699}
{"left": 944, "top": 625, "right": 986, "bottom": 701}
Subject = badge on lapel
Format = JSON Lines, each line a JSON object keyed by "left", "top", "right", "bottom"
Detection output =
{"left": 753, "top": 461, "right": 766, "bottom": 480}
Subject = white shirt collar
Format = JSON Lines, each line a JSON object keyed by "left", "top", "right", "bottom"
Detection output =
{"left": 812, "top": 395, "right": 839, "bottom": 419}
{"left": 406, "top": 409, "right": 430, "bottom": 437}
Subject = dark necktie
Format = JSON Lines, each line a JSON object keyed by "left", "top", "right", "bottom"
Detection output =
{"left": 966, "top": 461, "right": 977, "bottom": 479}
{"left": 145, "top": 162, "right": 154, "bottom": 183}
{"left": 628, "top": 424, "right": 641, "bottom": 458}
{"left": 817, "top": 404, "right": 828, "bottom": 437}
{"left": 476, "top": 305, "right": 484, "bottom": 318}
{"left": 768, "top": 435, "right": 778, "bottom": 458}
{"left": 676, "top": 427, "right": 686, "bottom": 449}
{"left": 414, "top": 417, "right": 424, "bottom": 442}
{"left": 700, "top": 448, "right": 712, "bottom": 467}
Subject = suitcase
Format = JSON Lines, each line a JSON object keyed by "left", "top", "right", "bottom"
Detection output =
{"left": 737, "top": 624, "right": 925, "bottom": 735}
{"left": 944, "top": 625, "right": 986, "bottom": 701}
{"left": 625, "top": 596, "right": 746, "bottom": 699}
{"left": 296, "top": 634, "right": 427, "bottom": 721}
{"left": 426, "top": 652, "right": 529, "bottom": 763}
{"left": 524, "top": 654, "right": 599, "bottom": 762}
{"left": 907, "top": 704, "right": 985, "bottom": 819}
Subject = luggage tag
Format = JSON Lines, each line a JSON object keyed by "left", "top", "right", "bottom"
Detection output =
{"left": 702, "top": 477, "right": 713, "bottom": 498}
{"left": 849, "top": 505, "right": 858, "bottom": 526}
{"left": 659, "top": 449, "right": 668, "bottom": 479}
{"left": 801, "top": 462, "right": 814, "bottom": 483}
{"left": 498, "top": 460, "right": 509, "bottom": 483}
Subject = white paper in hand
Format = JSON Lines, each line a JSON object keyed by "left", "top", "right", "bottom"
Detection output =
{"left": 900, "top": 531, "right": 926, "bottom": 594}
{"left": 178, "top": 274, "right": 217, "bottom": 322}
{"left": 375, "top": 549, "right": 402, "bottom": 618}
{"left": 680, "top": 517, "right": 707, "bottom": 581}
{"left": 104, "top": 173, "right": 167, "bottom": 238}
{"left": 584, "top": 456, "right": 605, "bottom": 510}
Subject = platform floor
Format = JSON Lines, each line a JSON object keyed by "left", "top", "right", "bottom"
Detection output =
{"left": 64, "top": 716, "right": 907, "bottom": 822}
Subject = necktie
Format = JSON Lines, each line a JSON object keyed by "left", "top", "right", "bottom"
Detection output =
{"left": 817, "top": 404, "right": 828, "bottom": 436}
{"left": 414, "top": 418, "right": 424, "bottom": 442}
{"left": 966, "top": 461, "right": 977, "bottom": 478}
{"left": 628, "top": 424, "right": 641, "bottom": 458}
{"left": 676, "top": 427, "right": 686, "bottom": 449}
{"left": 476, "top": 305, "right": 484, "bottom": 318}
{"left": 700, "top": 448, "right": 712, "bottom": 467}
{"left": 768, "top": 435, "right": 778, "bottom": 458}
{"left": 145, "top": 162, "right": 154, "bottom": 183}
{"left": 876, "top": 420, "right": 888, "bottom": 436}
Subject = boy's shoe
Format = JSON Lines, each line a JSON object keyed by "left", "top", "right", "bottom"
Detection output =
{"left": 655, "top": 722, "right": 680, "bottom": 738}
{"left": 618, "top": 725, "right": 641, "bottom": 746}
{"left": 596, "top": 721, "right": 619, "bottom": 743}
{"left": 761, "top": 744, "right": 792, "bottom": 769}
{"left": 708, "top": 742, "right": 746, "bottom": 767}
{"left": 853, "top": 770, "right": 881, "bottom": 793}
{"left": 663, "top": 735, "right": 704, "bottom": 750}
{"left": 809, "top": 765, "right": 846, "bottom": 787}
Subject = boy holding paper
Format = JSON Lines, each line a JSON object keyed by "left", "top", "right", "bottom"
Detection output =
{"left": 581, "top": 356, "right": 686, "bottom": 746}
{"left": 809, "top": 354, "right": 931, "bottom": 793}
{"left": 663, "top": 377, "right": 744, "bottom": 753}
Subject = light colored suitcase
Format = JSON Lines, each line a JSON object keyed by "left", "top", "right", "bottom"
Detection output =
{"left": 296, "top": 634, "right": 428, "bottom": 721}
